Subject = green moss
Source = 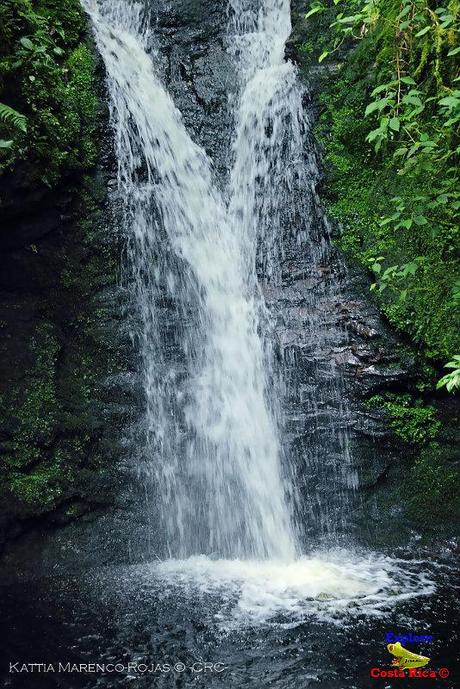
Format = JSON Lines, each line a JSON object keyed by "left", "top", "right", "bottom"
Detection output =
{"left": 0, "top": 322, "right": 63, "bottom": 511}
{"left": 0, "top": 322, "right": 60, "bottom": 470}
{"left": 406, "top": 443, "right": 460, "bottom": 522}
{"left": 0, "top": 171, "right": 122, "bottom": 520}
{"left": 386, "top": 402, "right": 440, "bottom": 445}
{"left": 0, "top": 0, "right": 98, "bottom": 188}
{"left": 0, "top": 5, "right": 120, "bottom": 529}
{"left": 367, "top": 393, "right": 440, "bottom": 445}
{"left": 10, "top": 463, "right": 65, "bottom": 508}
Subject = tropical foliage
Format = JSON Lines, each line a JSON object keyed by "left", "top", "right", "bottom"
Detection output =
{"left": 303, "top": 0, "right": 460, "bottom": 389}
{"left": 0, "top": 0, "right": 98, "bottom": 188}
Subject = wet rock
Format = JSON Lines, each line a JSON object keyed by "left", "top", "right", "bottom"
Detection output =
{"left": 349, "top": 320, "right": 380, "bottom": 339}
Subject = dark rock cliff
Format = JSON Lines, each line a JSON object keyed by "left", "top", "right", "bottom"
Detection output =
{"left": 0, "top": 71, "right": 136, "bottom": 557}
{"left": 288, "top": 0, "right": 460, "bottom": 544}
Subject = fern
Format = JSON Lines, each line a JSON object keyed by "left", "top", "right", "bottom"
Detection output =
{"left": 0, "top": 103, "right": 27, "bottom": 133}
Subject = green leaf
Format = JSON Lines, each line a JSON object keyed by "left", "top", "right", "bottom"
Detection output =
{"left": 444, "top": 360, "right": 460, "bottom": 370}
{"left": 403, "top": 262, "right": 419, "bottom": 276}
{"left": 400, "top": 76, "right": 416, "bottom": 85}
{"left": 402, "top": 94, "right": 423, "bottom": 107}
{"left": 365, "top": 102, "right": 380, "bottom": 116}
{"left": 413, "top": 215, "right": 427, "bottom": 226}
{"left": 447, "top": 47, "right": 460, "bottom": 57}
{"left": 414, "top": 26, "right": 431, "bottom": 37}
{"left": 440, "top": 14, "right": 454, "bottom": 27}
{"left": 397, "top": 5, "right": 411, "bottom": 19}
{"left": 379, "top": 217, "right": 394, "bottom": 226}
{"left": 383, "top": 266, "right": 398, "bottom": 278}
{"left": 366, "top": 127, "right": 383, "bottom": 142}
{"left": 371, "top": 83, "right": 393, "bottom": 96}
{"left": 438, "top": 96, "right": 460, "bottom": 109}
{"left": 389, "top": 117, "right": 400, "bottom": 131}
{"left": 318, "top": 51, "right": 329, "bottom": 63}
{"left": 365, "top": 98, "right": 391, "bottom": 116}
{"left": 0, "top": 102, "right": 27, "bottom": 133}
{"left": 437, "top": 366, "right": 460, "bottom": 393}
{"left": 0, "top": 139, "right": 14, "bottom": 149}
{"left": 305, "top": 5, "right": 324, "bottom": 19}
{"left": 337, "top": 14, "right": 362, "bottom": 25}
{"left": 19, "top": 37, "right": 34, "bottom": 50}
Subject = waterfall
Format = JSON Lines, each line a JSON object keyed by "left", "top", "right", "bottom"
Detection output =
{"left": 82, "top": 0, "right": 359, "bottom": 562}
{"left": 83, "top": 0, "right": 298, "bottom": 561}
{"left": 228, "top": 2, "right": 305, "bottom": 283}
{"left": 228, "top": 0, "right": 359, "bottom": 542}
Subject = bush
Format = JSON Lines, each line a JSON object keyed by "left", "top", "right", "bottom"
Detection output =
{"left": 0, "top": 0, "right": 97, "bottom": 188}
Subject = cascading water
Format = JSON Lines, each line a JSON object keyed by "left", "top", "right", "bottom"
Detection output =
{"left": 81, "top": 0, "right": 363, "bottom": 560}
{"left": 0, "top": 3, "right": 450, "bottom": 685}
{"left": 228, "top": 0, "right": 359, "bottom": 542}
{"left": 82, "top": 0, "right": 298, "bottom": 561}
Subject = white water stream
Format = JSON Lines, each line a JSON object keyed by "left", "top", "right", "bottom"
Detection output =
{"left": 83, "top": 0, "right": 296, "bottom": 560}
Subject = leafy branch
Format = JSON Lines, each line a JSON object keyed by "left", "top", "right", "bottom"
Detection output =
{"left": 437, "top": 355, "right": 460, "bottom": 392}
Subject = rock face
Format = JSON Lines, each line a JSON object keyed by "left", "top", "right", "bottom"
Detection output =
{"left": 268, "top": 240, "right": 420, "bottom": 544}
{"left": 0, "top": 96, "right": 138, "bottom": 555}
{"left": 287, "top": 0, "right": 459, "bottom": 544}
{"left": 148, "top": 0, "right": 235, "bottom": 172}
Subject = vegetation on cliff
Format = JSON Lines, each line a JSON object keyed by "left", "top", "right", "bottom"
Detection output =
{"left": 294, "top": 0, "right": 459, "bottom": 533}
{"left": 0, "top": 175, "right": 124, "bottom": 538}
{"left": 299, "top": 0, "right": 459, "bottom": 388}
{"left": 0, "top": 0, "right": 98, "bottom": 189}
{"left": 0, "top": 1, "right": 123, "bottom": 542}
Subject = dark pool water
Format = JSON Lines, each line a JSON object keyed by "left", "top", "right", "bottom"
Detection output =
{"left": 1, "top": 549, "right": 458, "bottom": 689}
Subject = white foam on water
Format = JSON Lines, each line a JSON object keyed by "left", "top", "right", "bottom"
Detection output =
{"left": 155, "top": 553, "right": 436, "bottom": 628}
